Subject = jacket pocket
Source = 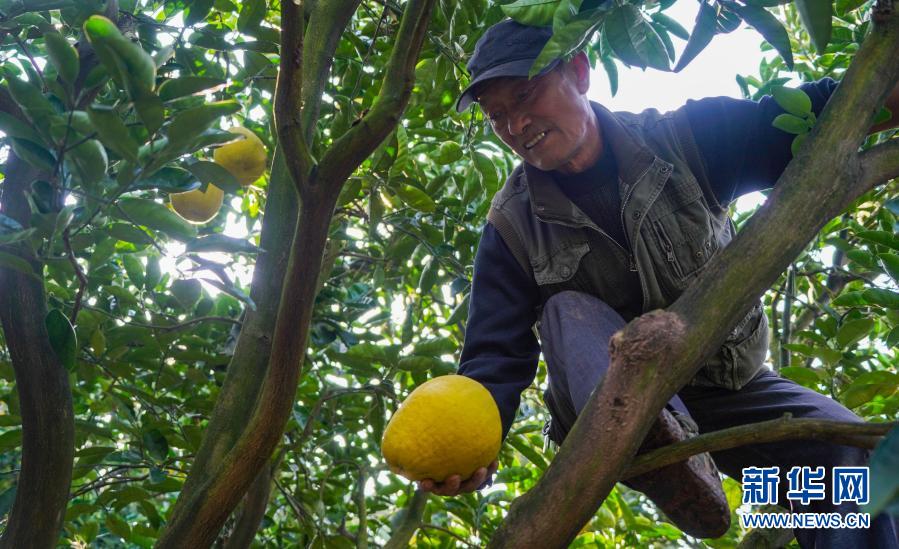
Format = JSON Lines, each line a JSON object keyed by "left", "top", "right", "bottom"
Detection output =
{"left": 532, "top": 241, "right": 590, "bottom": 286}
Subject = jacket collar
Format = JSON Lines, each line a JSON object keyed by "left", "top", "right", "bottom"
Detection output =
{"left": 523, "top": 101, "right": 656, "bottom": 223}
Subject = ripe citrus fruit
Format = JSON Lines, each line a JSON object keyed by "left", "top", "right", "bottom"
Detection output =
{"left": 213, "top": 126, "right": 267, "bottom": 186}
{"left": 170, "top": 183, "right": 224, "bottom": 224}
{"left": 381, "top": 375, "right": 501, "bottom": 482}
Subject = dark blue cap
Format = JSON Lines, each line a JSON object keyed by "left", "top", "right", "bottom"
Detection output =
{"left": 455, "top": 19, "right": 560, "bottom": 113}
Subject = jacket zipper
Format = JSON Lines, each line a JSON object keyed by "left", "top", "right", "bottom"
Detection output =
{"left": 619, "top": 181, "right": 649, "bottom": 309}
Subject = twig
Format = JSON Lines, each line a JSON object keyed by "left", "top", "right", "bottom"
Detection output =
{"left": 62, "top": 228, "right": 89, "bottom": 323}
{"left": 624, "top": 417, "right": 895, "bottom": 479}
{"left": 419, "top": 524, "right": 476, "bottom": 547}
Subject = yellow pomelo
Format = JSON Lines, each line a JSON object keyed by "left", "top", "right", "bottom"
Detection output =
{"left": 213, "top": 126, "right": 267, "bottom": 186}
{"left": 381, "top": 375, "right": 501, "bottom": 482}
{"left": 170, "top": 184, "right": 224, "bottom": 224}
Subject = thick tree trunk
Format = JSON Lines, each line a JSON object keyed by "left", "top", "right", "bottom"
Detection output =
{"left": 156, "top": 0, "right": 436, "bottom": 544}
{"left": 488, "top": 8, "right": 899, "bottom": 547}
{"left": 222, "top": 461, "right": 278, "bottom": 549}
{"left": 173, "top": 150, "right": 296, "bottom": 503}
{"left": 157, "top": 194, "right": 336, "bottom": 546}
{"left": 0, "top": 152, "right": 75, "bottom": 548}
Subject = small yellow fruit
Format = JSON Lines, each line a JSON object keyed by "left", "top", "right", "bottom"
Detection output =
{"left": 381, "top": 375, "right": 501, "bottom": 482}
{"left": 213, "top": 126, "right": 267, "bottom": 186}
{"left": 170, "top": 184, "right": 225, "bottom": 224}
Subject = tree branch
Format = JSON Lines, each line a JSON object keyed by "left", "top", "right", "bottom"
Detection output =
{"left": 624, "top": 417, "right": 894, "bottom": 479}
{"left": 274, "top": 0, "right": 314, "bottom": 197}
{"left": 383, "top": 490, "right": 429, "bottom": 549}
{"left": 316, "top": 0, "right": 437, "bottom": 191}
{"left": 488, "top": 8, "right": 899, "bottom": 547}
{"left": 857, "top": 138, "right": 899, "bottom": 192}
{"left": 301, "top": 0, "right": 363, "bottom": 143}
{"left": 0, "top": 151, "right": 75, "bottom": 549}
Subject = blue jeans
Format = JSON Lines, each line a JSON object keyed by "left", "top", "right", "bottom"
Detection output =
{"left": 539, "top": 291, "right": 898, "bottom": 548}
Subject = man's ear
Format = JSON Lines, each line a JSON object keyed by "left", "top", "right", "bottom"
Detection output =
{"left": 569, "top": 51, "right": 591, "bottom": 94}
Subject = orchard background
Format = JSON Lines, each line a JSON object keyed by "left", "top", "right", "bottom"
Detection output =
{"left": 0, "top": 0, "right": 897, "bottom": 547}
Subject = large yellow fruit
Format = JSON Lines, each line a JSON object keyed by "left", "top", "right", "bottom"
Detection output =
{"left": 381, "top": 375, "right": 501, "bottom": 482}
{"left": 170, "top": 184, "right": 224, "bottom": 223}
{"left": 213, "top": 126, "right": 267, "bottom": 186}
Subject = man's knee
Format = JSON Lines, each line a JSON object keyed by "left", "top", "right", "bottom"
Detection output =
{"left": 540, "top": 290, "right": 625, "bottom": 328}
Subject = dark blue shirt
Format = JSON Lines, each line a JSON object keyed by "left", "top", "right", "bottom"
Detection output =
{"left": 459, "top": 79, "right": 839, "bottom": 439}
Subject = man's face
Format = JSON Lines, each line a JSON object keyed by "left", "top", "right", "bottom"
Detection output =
{"left": 476, "top": 59, "right": 599, "bottom": 174}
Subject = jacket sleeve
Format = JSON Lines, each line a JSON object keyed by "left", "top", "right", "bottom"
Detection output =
{"left": 458, "top": 222, "right": 541, "bottom": 441}
{"left": 683, "top": 78, "right": 839, "bottom": 205}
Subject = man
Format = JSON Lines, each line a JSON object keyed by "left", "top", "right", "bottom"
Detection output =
{"left": 418, "top": 19, "right": 899, "bottom": 546}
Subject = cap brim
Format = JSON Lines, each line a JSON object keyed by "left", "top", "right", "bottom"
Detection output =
{"left": 455, "top": 57, "right": 561, "bottom": 113}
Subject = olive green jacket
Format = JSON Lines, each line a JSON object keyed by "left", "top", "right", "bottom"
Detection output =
{"left": 486, "top": 102, "right": 768, "bottom": 390}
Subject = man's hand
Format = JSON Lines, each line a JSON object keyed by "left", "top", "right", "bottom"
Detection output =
{"left": 418, "top": 460, "right": 499, "bottom": 496}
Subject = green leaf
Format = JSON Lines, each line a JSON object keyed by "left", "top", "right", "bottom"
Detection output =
{"left": 651, "top": 12, "right": 689, "bottom": 40}
{"left": 0, "top": 429, "right": 22, "bottom": 452}
{"left": 134, "top": 90, "right": 164, "bottom": 135}
{"left": 131, "top": 166, "right": 201, "bottom": 194}
{"left": 108, "top": 223, "right": 153, "bottom": 245}
{"left": 83, "top": 15, "right": 156, "bottom": 93}
{"left": 508, "top": 434, "right": 549, "bottom": 469}
{"left": 832, "top": 290, "right": 867, "bottom": 307}
{"left": 873, "top": 106, "right": 892, "bottom": 127}
{"left": 0, "top": 112, "right": 43, "bottom": 144}
{"left": 46, "top": 309, "right": 76, "bottom": 370}
{"left": 772, "top": 113, "right": 811, "bottom": 134}
{"left": 87, "top": 105, "right": 140, "bottom": 162}
{"left": 65, "top": 139, "right": 108, "bottom": 186}
{"left": 115, "top": 197, "right": 198, "bottom": 241}
{"left": 531, "top": 9, "right": 606, "bottom": 77}
{"left": 237, "top": 0, "right": 266, "bottom": 34}
{"left": 170, "top": 278, "right": 202, "bottom": 309}
{"left": 412, "top": 337, "right": 457, "bottom": 356}
{"left": 122, "top": 254, "right": 144, "bottom": 287}
{"left": 501, "top": 0, "right": 561, "bottom": 26}
{"left": 674, "top": 2, "right": 717, "bottom": 72}
{"left": 185, "top": 234, "right": 260, "bottom": 254}
{"left": 186, "top": 160, "right": 242, "bottom": 194}
{"left": 157, "top": 76, "right": 225, "bottom": 101}
{"left": 44, "top": 31, "right": 79, "bottom": 85}
{"left": 840, "top": 371, "right": 898, "bottom": 409}
{"left": 445, "top": 293, "right": 470, "bottom": 325}
{"left": 604, "top": 5, "right": 670, "bottom": 71}
{"left": 795, "top": 0, "right": 832, "bottom": 54}
{"left": 394, "top": 185, "right": 436, "bottom": 213}
{"left": 600, "top": 55, "right": 618, "bottom": 96}
{"left": 5, "top": 77, "right": 55, "bottom": 128}
{"left": 790, "top": 133, "right": 808, "bottom": 156}
{"left": 0, "top": 250, "right": 38, "bottom": 279}
{"left": 201, "top": 277, "right": 256, "bottom": 310}
{"left": 142, "top": 428, "right": 169, "bottom": 461}
{"left": 731, "top": 5, "right": 793, "bottom": 69}
{"left": 857, "top": 230, "right": 899, "bottom": 251}
{"left": 779, "top": 366, "right": 822, "bottom": 388}
{"left": 835, "top": 317, "right": 874, "bottom": 348}
{"left": 105, "top": 513, "right": 131, "bottom": 540}
{"left": 0, "top": 214, "right": 35, "bottom": 246}
{"left": 772, "top": 86, "right": 812, "bottom": 116}
{"left": 185, "top": 0, "right": 214, "bottom": 26}
{"left": 878, "top": 253, "right": 899, "bottom": 282}
{"left": 862, "top": 426, "right": 899, "bottom": 516}
{"left": 862, "top": 288, "right": 899, "bottom": 309}
{"left": 397, "top": 355, "right": 441, "bottom": 373}
{"left": 165, "top": 100, "right": 241, "bottom": 153}
{"left": 472, "top": 150, "right": 500, "bottom": 196}
{"left": 418, "top": 258, "right": 439, "bottom": 294}
{"left": 836, "top": 0, "right": 870, "bottom": 13}
{"left": 435, "top": 141, "right": 463, "bottom": 165}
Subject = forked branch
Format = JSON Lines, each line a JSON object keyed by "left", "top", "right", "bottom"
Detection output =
{"left": 316, "top": 0, "right": 436, "bottom": 190}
